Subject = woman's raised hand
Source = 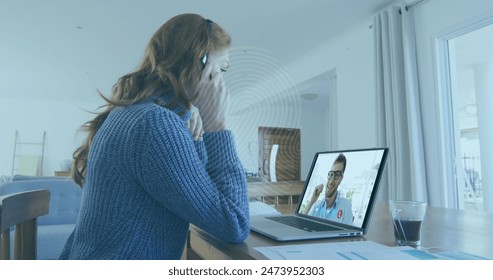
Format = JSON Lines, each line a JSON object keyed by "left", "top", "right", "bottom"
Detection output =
{"left": 191, "top": 58, "right": 230, "bottom": 132}
{"left": 187, "top": 105, "right": 204, "bottom": 140}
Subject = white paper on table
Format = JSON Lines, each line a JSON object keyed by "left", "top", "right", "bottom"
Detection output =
{"left": 255, "top": 241, "right": 435, "bottom": 260}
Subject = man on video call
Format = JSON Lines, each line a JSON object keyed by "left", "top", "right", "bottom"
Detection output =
{"left": 302, "top": 153, "right": 353, "bottom": 225}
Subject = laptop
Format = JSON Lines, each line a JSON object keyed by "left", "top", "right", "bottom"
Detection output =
{"left": 250, "top": 147, "right": 388, "bottom": 241}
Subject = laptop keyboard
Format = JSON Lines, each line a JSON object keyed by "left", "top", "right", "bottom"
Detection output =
{"left": 266, "top": 215, "right": 341, "bottom": 232}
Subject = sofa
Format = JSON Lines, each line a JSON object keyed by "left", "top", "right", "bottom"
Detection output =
{"left": 0, "top": 175, "right": 82, "bottom": 259}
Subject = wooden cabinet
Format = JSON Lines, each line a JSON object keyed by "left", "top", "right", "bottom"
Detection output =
{"left": 54, "top": 171, "right": 70, "bottom": 177}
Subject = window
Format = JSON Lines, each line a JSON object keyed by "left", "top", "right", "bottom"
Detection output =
{"left": 442, "top": 22, "right": 493, "bottom": 211}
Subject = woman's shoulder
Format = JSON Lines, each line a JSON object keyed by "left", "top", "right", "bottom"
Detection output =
{"left": 130, "top": 99, "right": 190, "bottom": 120}
{"left": 114, "top": 101, "right": 177, "bottom": 119}
{"left": 128, "top": 100, "right": 168, "bottom": 112}
{"left": 104, "top": 102, "right": 180, "bottom": 133}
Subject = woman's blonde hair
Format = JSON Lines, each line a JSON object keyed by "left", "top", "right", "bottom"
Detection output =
{"left": 72, "top": 13, "right": 231, "bottom": 186}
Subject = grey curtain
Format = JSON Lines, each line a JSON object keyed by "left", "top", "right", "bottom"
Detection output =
{"left": 374, "top": 4, "right": 428, "bottom": 202}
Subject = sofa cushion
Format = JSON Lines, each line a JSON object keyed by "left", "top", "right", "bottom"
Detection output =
{"left": 37, "top": 224, "right": 76, "bottom": 260}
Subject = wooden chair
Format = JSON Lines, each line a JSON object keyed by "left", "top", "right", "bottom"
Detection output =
{"left": 0, "top": 189, "right": 50, "bottom": 260}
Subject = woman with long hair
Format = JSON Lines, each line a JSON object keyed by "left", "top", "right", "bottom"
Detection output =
{"left": 59, "top": 13, "right": 249, "bottom": 259}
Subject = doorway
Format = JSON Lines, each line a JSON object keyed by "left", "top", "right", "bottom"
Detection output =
{"left": 258, "top": 127, "right": 301, "bottom": 182}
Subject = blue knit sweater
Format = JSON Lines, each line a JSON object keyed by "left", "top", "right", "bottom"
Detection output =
{"left": 59, "top": 100, "right": 250, "bottom": 259}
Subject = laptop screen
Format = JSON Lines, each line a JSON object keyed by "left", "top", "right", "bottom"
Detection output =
{"left": 297, "top": 148, "right": 388, "bottom": 229}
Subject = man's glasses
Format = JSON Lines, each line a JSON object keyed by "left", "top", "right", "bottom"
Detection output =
{"left": 327, "top": 171, "right": 343, "bottom": 180}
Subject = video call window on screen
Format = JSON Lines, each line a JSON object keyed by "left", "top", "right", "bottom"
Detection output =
{"left": 299, "top": 149, "right": 385, "bottom": 228}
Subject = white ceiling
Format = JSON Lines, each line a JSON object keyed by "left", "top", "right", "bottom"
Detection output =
{"left": 0, "top": 0, "right": 399, "bottom": 102}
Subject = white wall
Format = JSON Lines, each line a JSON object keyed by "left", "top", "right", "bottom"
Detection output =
{"left": 230, "top": 20, "right": 377, "bottom": 179}
{"left": 413, "top": 0, "right": 493, "bottom": 207}
{"left": 0, "top": 18, "right": 376, "bottom": 181}
{"left": 300, "top": 101, "right": 331, "bottom": 178}
{"left": 0, "top": 96, "right": 100, "bottom": 176}
{"left": 0, "top": 5, "right": 376, "bottom": 181}
{"left": 286, "top": 20, "right": 378, "bottom": 150}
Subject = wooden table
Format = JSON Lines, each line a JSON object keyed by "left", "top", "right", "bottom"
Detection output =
{"left": 187, "top": 201, "right": 493, "bottom": 260}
